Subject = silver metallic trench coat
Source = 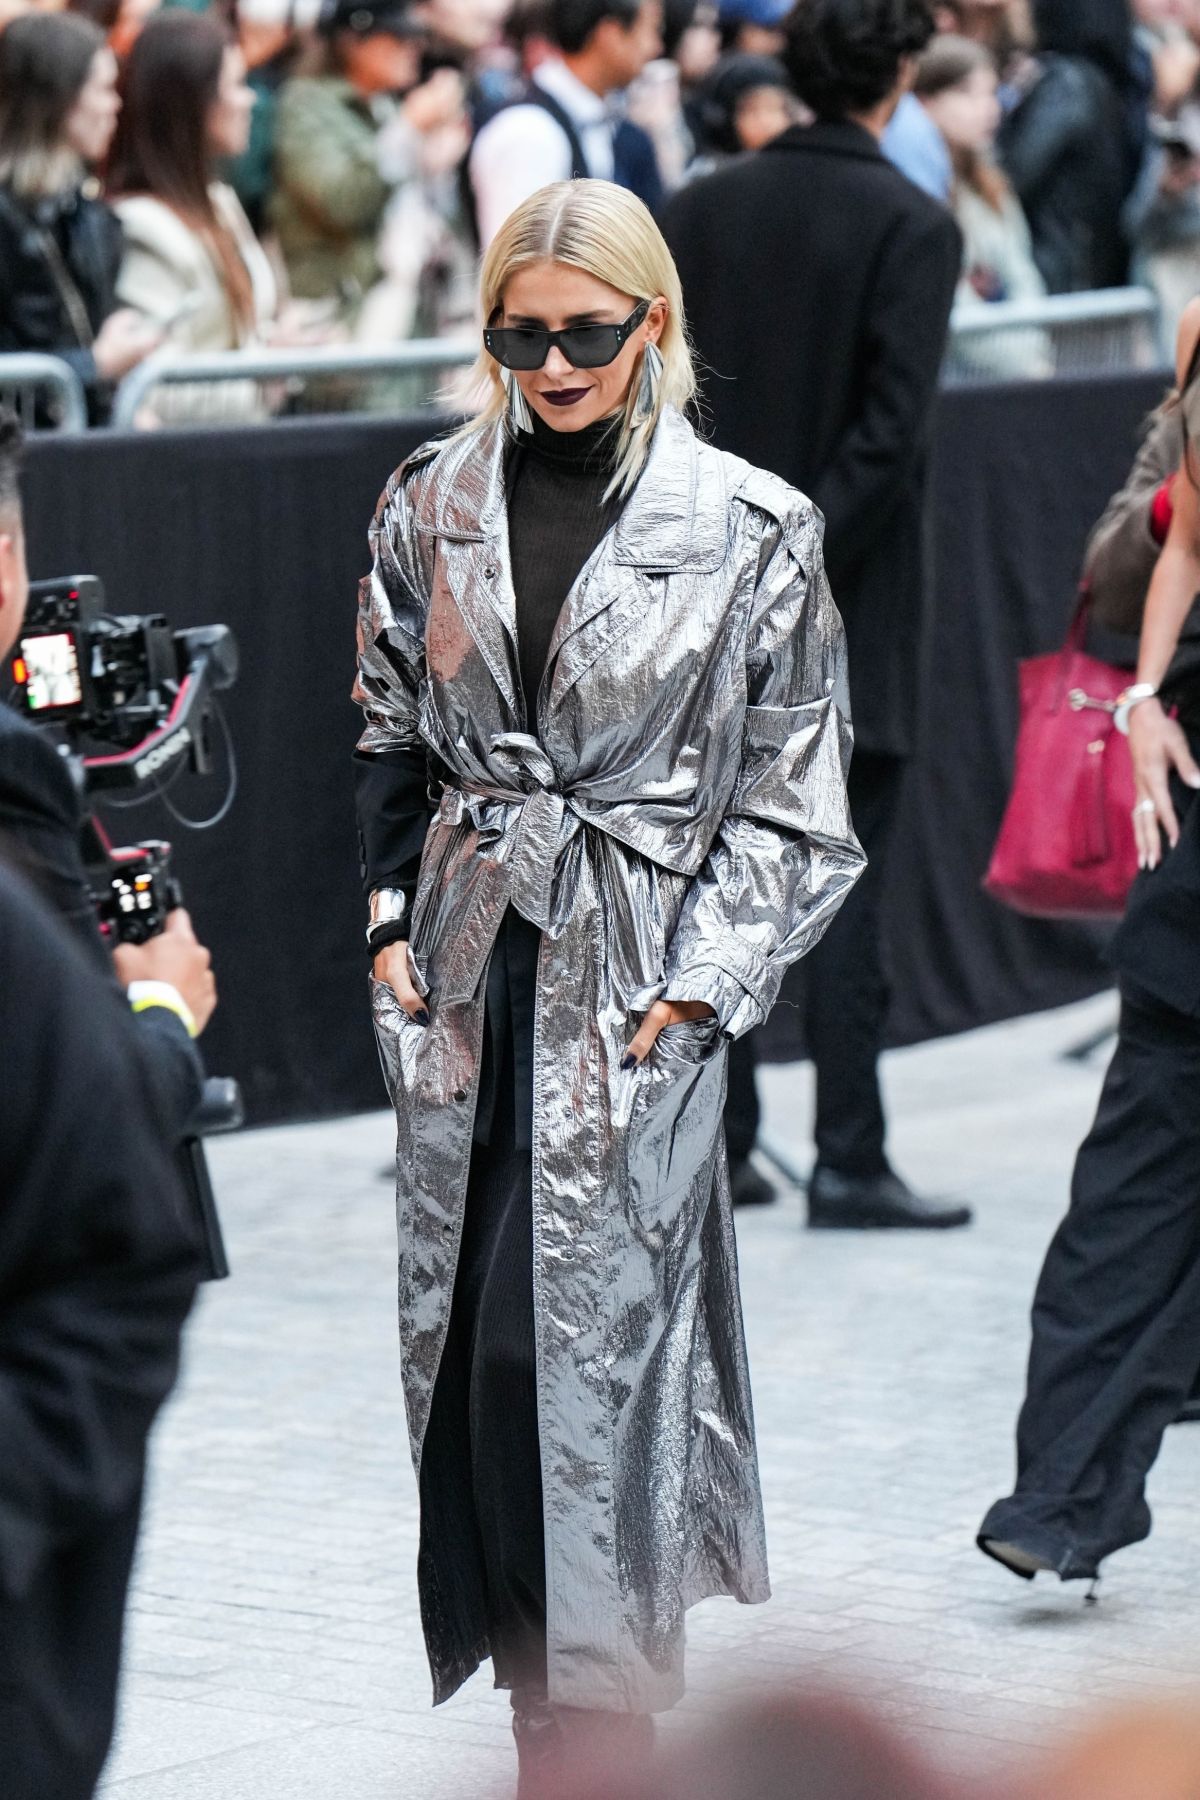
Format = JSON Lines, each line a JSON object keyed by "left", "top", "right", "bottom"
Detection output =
{"left": 353, "top": 406, "right": 864, "bottom": 1712}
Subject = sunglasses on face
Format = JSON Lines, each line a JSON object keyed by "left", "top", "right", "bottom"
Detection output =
{"left": 484, "top": 300, "right": 651, "bottom": 371}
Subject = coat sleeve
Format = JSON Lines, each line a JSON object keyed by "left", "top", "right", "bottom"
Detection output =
{"left": 998, "top": 64, "right": 1092, "bottom": 208}
{"left": 0, "top": 865, "right": 199, "bottom": 1599}
{"left": 813, "top": 202, "right": 962, "bottom": 593}
{"left": 351, "top": 457, "right": 437, "bottom": 911}
{"left": 661, "top": 495, "right": 866, "bottom": 1036}
{"left": 0, "top": 714, "right": 205, "bottom": 1136}
{"left": 1083, "top": 401, "right": 1181, "bottom": 634}
{"left": 115, "top": 211, "right": 193, "bottom": 328}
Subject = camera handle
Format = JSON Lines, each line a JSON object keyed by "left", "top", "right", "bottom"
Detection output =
{"left": 80, "top": 639, "right": 234, "bottom": 794}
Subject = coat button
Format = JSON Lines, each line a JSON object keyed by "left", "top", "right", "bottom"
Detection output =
{"left": 454, "top": 1087, "right": 468, "bottom": 1102}
{"left": 442, "top": 1222, "right": 453, "bottom": 1237}
{"left": 483, "top": 565, "right": 497, "bottom": 581}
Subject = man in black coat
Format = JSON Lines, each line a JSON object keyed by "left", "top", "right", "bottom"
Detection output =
{"left": 661, "top": 0, "right": 969, "bottom": 1228}
{"left": 0, "top": 861, "right": 202, "bottom": 1800}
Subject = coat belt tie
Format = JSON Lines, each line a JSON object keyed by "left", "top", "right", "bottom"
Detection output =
{"left": 453, "top": 733, "right": 577, "bottom": 933}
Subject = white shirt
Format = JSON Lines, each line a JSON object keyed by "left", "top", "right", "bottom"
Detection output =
{"left": 469, "top": 59, "right": 616, "bottom": 248}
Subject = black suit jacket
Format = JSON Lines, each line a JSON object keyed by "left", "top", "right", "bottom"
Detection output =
{"left": 661, "top": 121, "right": 962, "bottom": 757}
{"left": 0, "top": 861, "right": 199, "bottom": 1800}
{"left": 0, "top": 700, "right": 203, "bottom": 1130}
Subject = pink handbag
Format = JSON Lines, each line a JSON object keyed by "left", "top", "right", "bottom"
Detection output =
{"left": 984, "top": 593, "right": 1137, "bottom": 919}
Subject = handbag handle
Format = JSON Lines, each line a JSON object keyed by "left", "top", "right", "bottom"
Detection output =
{"left": 1065, "top": 582, "right": 1091, "bottom": 654}
{"left": 1043, "top": 584, "right": 1092, "bottom": 715}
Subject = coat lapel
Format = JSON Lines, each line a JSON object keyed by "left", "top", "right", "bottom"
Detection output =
{"left": 412, "top": 421, "right": 522, "bottom": 719}
{"left": 411, "top": 410, "right": 730, "bottom": 723}
{"left": 545, "top": 409, "right": 728, "bottom": 710}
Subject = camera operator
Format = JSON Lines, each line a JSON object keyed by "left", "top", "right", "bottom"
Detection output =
{"left": 0, "top": 409, "right": 217, "bottom": 1135}
{"left": 0, "top": 853, "right": 201, "bottom": 1800}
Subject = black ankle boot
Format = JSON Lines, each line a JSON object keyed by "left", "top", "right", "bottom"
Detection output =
{"left": 512, "top": 1699, "right": 654, "bottom": 1797}
{"left": 512, "top": 1698, "right": 565, "bottom": 1800}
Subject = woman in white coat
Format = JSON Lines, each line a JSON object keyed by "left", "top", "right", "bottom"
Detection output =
{"left": 108, "top": 11, "right": 278, "bottom": 422}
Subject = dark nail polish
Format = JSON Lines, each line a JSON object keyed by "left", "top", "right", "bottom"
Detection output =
{"left": 620, "top": 1052, "right": 637, "bottom": 1071}
{"left": 415, "top": 1008, "right": 431, "bottom": 1027}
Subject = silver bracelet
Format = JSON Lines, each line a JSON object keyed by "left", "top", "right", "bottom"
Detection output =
{"left": 1114, "top": 683, "right": 1159, "bottom": 737}
{"left": 365, "top": 886, "right": 407, "bottom": 947}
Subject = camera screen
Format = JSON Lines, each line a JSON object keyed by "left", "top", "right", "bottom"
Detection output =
{"left": 19, "top": 630, "right": 84, "bottom": 713}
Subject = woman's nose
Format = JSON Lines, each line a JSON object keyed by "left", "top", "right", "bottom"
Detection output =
{"left": 543, "top": 345, "right": 573, "bottom": 378}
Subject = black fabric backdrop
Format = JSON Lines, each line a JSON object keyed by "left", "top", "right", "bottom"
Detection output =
{"left": 18, "top": 373, "right": 1163, "bottom": 1123}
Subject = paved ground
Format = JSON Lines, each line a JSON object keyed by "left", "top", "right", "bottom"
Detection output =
{"left": 99, "top": 994, "right": 1200, "bottom": 1797}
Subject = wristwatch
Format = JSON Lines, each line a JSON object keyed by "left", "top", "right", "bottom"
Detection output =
{"left": 1114, "top": 683, "right": 1159, "bottom": 737}
{"left": 366, "top": 885, "right": 408, "bottom": 950}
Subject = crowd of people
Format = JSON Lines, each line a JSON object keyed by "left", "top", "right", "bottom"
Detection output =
{"left": 3, "top": 0, "right": 1200, "bottom": 422}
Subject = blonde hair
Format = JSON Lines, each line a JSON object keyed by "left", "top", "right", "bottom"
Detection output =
{"left": 460, "top": 179, "right": 697, "bottom": 499}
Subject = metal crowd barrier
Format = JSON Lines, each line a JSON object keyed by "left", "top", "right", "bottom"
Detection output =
{"left": 111, "top": 338, "right": 479, "bottom": 430}
{"left": 21, "top": 288, "right": 1168, "bottom": 432}
{"left": 0, "top": 353, "right": 88, "bottom": 432}
{"left": 944, "top": 286, "right": 1161, "bottom": 385}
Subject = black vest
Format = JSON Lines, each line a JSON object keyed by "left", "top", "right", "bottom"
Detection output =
{"left": 466, "top": 79, "right": 663, "bottom": 244}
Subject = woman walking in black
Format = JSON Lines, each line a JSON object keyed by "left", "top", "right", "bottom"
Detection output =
{"left": 979, "top": 298, "right": 1200, "bottom": 1586}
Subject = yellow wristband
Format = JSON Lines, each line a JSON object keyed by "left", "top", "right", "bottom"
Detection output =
{"left": 127, "top": 980, "right": 198, "bottom": 1040}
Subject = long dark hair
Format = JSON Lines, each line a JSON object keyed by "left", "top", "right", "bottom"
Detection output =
{"left": 0, "top": 13, "right": 105, "bottom": 199}
{"left": 107, "top": 11, "right": 254, "bottom": 329}
{"left": 914, "top": 35, "right": 1010, "bottom": 213}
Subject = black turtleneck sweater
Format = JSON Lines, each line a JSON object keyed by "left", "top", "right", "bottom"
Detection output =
{"left": 506, "top": 410, "right": 624, "bottom": 721}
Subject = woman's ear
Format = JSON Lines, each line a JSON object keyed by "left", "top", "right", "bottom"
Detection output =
{"left": 645, "top": 296, "right": 669, "bottom": 346}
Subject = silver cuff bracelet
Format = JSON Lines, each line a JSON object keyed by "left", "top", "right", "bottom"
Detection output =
{"left": 366, "top": 886, "right": 407, "bottom": 946}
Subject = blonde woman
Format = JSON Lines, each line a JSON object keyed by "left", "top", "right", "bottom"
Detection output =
{"left": 352, "top": 179, "right": 863, "bottom": 1793}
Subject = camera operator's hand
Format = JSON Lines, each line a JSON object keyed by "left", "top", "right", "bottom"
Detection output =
{"left": 93, "top": 308, "right": 164, "bottom": 382}
{"left": 373, "top": 940, "right": 430, "bottom": 1026}
{"left": 113, "top": 909, "right": 218, "bottom": 1035}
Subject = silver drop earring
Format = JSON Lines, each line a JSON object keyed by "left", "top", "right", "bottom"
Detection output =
{"left": 502, "top": 368, "right": 534, "bottom": 434}
{"left": 632, "top": 341, "right": 664, "bottom": 427}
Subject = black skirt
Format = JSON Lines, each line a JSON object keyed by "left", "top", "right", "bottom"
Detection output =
{"left": 415, "top": 916, "right": 547, "bottom": 1702}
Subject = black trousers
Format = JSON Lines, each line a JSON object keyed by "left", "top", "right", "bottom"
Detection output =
{"left": 416, "top": 1030, "right": 547, "bottom": 1700}
{"left": 979, "top": 980, "right": 1200, "bottom": 1576}
{"left": 724, "top": 750, "right": 905, "bottom": 1175}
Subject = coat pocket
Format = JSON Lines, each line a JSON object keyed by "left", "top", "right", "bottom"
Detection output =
{"left": 369, "top": 974, "right": 423, "bottom": 1101}
{"left": 627, "top": 1018, "right": 725, "bottom": 1221}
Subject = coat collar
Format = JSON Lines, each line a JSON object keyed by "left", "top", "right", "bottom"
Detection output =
{"left": 764, "top": 118, "right": 885, "bottom": 164}
{"left": 413, "top": 406, "right": 730, "bottom": 723}
{"left": 412, "top": 405, "right": 727, "bottom": 575}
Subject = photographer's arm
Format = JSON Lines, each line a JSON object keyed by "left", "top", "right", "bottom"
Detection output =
{"left": 0, "top": 715, "right": 210, "bottom": 1135}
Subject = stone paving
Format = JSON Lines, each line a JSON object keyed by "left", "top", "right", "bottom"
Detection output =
{"left": 99, "top": 994, "right": 1200, "bottom": 1797}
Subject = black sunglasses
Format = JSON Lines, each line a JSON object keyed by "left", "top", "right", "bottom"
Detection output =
{"left": 484, "top": 300, "right": 651, "bottom": 371}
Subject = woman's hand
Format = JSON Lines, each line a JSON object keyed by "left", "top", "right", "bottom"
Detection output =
{"left": 622, "top": 998, "right": 717, "bottom": 1069}
{"left": 1129, "top": 697, "right": 1200, "bottom": 870}
{"left": 266, "top": 300, "right": 343, "bottom": 350}
{"left": 93, "top": 308, "right": 163, "bottom": 380}
{"left": 373, "top": 940, "right": 430, "bottom": 1026}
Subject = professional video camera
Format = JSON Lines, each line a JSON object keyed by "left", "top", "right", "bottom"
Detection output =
{"left": 8, "top": 575, "right": 241, "bottom": 1280}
